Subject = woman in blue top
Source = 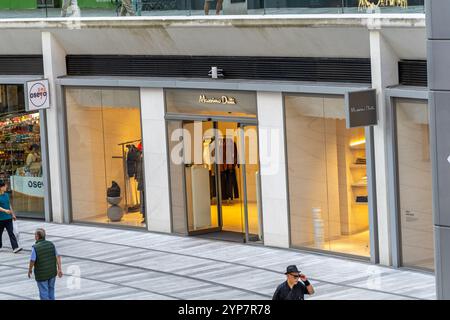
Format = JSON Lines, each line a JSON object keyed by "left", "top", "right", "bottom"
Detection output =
{"left": 0, "top": 180, "right": 22, "bottom": 253}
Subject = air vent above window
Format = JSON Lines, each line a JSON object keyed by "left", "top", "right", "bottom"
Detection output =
{"left": 66, "top": 55, "right": 372, "bottom": 84}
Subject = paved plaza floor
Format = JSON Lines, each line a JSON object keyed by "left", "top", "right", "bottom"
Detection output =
{"left": 0, "top": 220, "right": 435, "bottom": 300}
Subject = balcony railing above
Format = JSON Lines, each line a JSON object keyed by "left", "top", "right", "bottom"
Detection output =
{"left": 0, "top": 0, "right": 425, "bottom": 20}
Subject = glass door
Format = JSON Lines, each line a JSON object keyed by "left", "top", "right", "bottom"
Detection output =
{"left": 238, "top": 124, "right": 263, "bottom": 243}
{"left": 216, "top": 121, "right": 245, "bottom": 240}
{"left": 183, "top": 120, "right": 221, "bottom": 234}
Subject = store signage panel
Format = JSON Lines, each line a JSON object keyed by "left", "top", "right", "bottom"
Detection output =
{"left": 10, "top": 176, "right": 45, "bottom": 198}
{"left": 199, "top": 95, "right": 237, "bottom": 105}
{"left": 345, "top": 89, "right": 378, "bottom": 128}
{"left": 165, "top": 89, "right": 257, "bottom": 116}
{"left": 26, "top": 79, "right": 50, "bottom": 111}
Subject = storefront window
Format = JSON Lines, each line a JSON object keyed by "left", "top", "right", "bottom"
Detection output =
{"left": 0, "top": 84, "right": 44, "bottom": 219}
{"left": 395, "top": 98, "right": 433, "bottom": 271}
{"left": 285, "top": 94, "right": 370, "bottom": 258}
{"left": 66, "top": 88, "right": 145, "bottom": 228}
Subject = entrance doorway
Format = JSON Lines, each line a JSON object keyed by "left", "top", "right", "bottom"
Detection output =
{"left": 169, "top": 119, "right": 262, "bottom": 243}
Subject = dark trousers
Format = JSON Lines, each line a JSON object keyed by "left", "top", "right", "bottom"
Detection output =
{"left": 140, "top": 191, "right": 145, "bottom": 219}
{"left": 0, "top": 219, "right": 19, "bottom": 250}
{"left": 220, "top": 168, "right": 239, "bottom": 200}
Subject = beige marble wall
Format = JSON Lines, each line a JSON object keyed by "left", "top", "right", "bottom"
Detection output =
{"left": 396, "top": 99, "right": 434, "bottom": 270}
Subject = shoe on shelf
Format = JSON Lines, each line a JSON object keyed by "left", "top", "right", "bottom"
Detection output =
{"left": 13, "top": 247, "right": 23, "bottom": 254}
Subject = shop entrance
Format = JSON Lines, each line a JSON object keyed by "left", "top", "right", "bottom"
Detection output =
{"left": 180, "top": 120, "right": 262, "bottom": 243}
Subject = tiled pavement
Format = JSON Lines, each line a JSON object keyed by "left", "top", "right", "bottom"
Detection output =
{"left": 0, "top": 220, "right": 436, "bottom": 300}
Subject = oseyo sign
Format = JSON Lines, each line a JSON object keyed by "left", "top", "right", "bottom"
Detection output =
{"left": 26, "top": 79, "right": 50, "bottom": 111}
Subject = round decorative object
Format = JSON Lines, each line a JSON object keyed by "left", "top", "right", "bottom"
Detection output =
{"left": 107, "top": 196, "right": 122, "bottom": 205}
{"left": 107, "top": 205, "right": 124, "bottom": 222}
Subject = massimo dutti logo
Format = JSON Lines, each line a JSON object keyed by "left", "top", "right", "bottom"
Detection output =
{"left": 199, "top": 95, "right": 237, "bottom": 105}
{"left": 351, "top": 105, "right": 376, "bottom": 113}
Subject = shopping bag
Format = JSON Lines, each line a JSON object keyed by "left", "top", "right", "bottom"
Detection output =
{"left": 12, "top": 220, "right": 20, "bottom": 242}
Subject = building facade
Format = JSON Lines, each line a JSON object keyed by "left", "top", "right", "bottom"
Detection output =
{"left": 0, "top": 4, "right": 433, "bottom": 276}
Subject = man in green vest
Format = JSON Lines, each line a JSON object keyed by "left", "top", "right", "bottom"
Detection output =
{"left": 28, "top": 228, "right": 63, "bottom": 300}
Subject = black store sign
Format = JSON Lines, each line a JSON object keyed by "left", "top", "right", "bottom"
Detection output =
{"left": 345, "top": 89, "right": 378, "bottom": 128}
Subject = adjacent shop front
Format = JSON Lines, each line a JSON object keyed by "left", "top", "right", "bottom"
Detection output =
{"left": 0, "top": 81, "right": 49, "bottom": 220}
{"left": 386, "top": 86, "right": 433, "bottom": 272}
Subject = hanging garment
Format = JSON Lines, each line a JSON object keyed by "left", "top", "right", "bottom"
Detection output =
{"left": 209, "top": 170, "right": 216, "bottom": 199}
{"left": 218, "top": 138, "right": 239, "bottom": 172}
{"left": 228, "top": 168, "right": 239, "bottom": 199}
{"left": 136, "top": 153, "right": 144, "bottom": 191}
{"left": 126, "top": 145, "right": 140, "bottom": 177}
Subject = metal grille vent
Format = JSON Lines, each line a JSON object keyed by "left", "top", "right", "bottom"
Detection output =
{"left": 66, "top": 55, "right": 372, "bottom": 84}
{"left": 398, "top": 60, "right": 427, "bottom": 87}
{"left": 0, "top": 55, "right": 44, "bottom": 76}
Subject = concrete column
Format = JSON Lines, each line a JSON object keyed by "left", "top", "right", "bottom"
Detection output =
{"left": 427, "top": 0, "right": 450, "bottom": 300}
{"left": 41, "top": 32, "right": 67, "bottom": 224}
{"left": 140, "top": 88, "right": 172, "bottom": 233}
{"left": 369, "top": 30, "right": 399, "bottom": 266}
{"left": 257, "top": 91, "right": 290, "bottom": 248}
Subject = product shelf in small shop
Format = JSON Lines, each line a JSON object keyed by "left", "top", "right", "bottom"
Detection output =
{"left": 0, "top": 113, "right": 41, "bottom": 187}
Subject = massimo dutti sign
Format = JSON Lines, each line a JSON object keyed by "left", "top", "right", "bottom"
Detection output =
{"left": 345, "top": 89, "right": 378, "bottom": 128}
{"left": 199, "top": 95, "right": 237, "bottom": 105}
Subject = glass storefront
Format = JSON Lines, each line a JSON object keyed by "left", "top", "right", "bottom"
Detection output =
{"left": 285, "top": 94, "right": 370, "bottom": 258}
{"left": 395, "top": 98, "right": 433, "bottom": 271}
{"left": 0, "top": 84, "right": 44, "bottom": 219}
{"left": 65, "top": 87, "right": 146, "bottom": 228}
{"left": 166, "top": 89, "right": 262, "bottom": 243}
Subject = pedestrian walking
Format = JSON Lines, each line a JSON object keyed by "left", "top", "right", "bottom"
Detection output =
{"left": 204, "top": 0, "right": 223, "bottom": 15}
{"left": 272, "top": 265, "right": 315, "bottom": 300}
{"left": 120, "top": 0, "right": 136, "bottom": 16}
{"left": 28, "top": 228, "right": 63, "bottom": 300}
{"left": 61, "top": 0, "right": 81, "bottom": 17}
{"left": 0, "top": 180, "right": 22, "bottom": 254}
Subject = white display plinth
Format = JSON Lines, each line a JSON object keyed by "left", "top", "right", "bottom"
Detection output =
{"left": 188, "top": 165, "right": 212, "bottom": 230}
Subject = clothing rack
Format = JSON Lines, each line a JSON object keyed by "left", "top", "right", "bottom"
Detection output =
{"left": 113, "top": 139, "right": 142, "bottom": 213}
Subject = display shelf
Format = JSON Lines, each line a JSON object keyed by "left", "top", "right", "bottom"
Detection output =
{"left": 351, "top": 183, "right": 368, "bottom": 188}
{"left": 350, "top": 145, "right": 366, "bottom": 150}
{"left": 350, "top": 164, "right": 366, "bottom": 169}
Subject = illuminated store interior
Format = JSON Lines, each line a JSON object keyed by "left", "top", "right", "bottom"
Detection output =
{"left": 66, "top": 88, "right": 146, "bottom": 228}
{"left": 285, "top": 94, "right": 370, "bottom": 257}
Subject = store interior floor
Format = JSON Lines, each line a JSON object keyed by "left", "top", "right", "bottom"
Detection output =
{"left": 84, "top": 211, "right": 146, "bottom": 228}
{"left": 325, "top": 230, "right": 370, "bottom": 257}
{"left": 210, "top": 201, "right": 261, "bottom": 235}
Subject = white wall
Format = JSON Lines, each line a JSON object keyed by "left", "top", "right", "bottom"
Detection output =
{"left": 140, "top": 88, "right": 172, "bottom": 233}
{"left": 370, "top": 31, "right": 400, "bottom": 266}
{"left": 42, "top": 32, "right": 66, "bottom": 223}
{"left": 257, "top": 91, "right": 290, "bottom": 248}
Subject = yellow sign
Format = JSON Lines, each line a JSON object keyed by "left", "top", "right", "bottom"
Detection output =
{"left": 358, "top": 0, "right": 408, "bottom": 9}
{"left": 199, "top": 95, "right": 237, "bottom": 105}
